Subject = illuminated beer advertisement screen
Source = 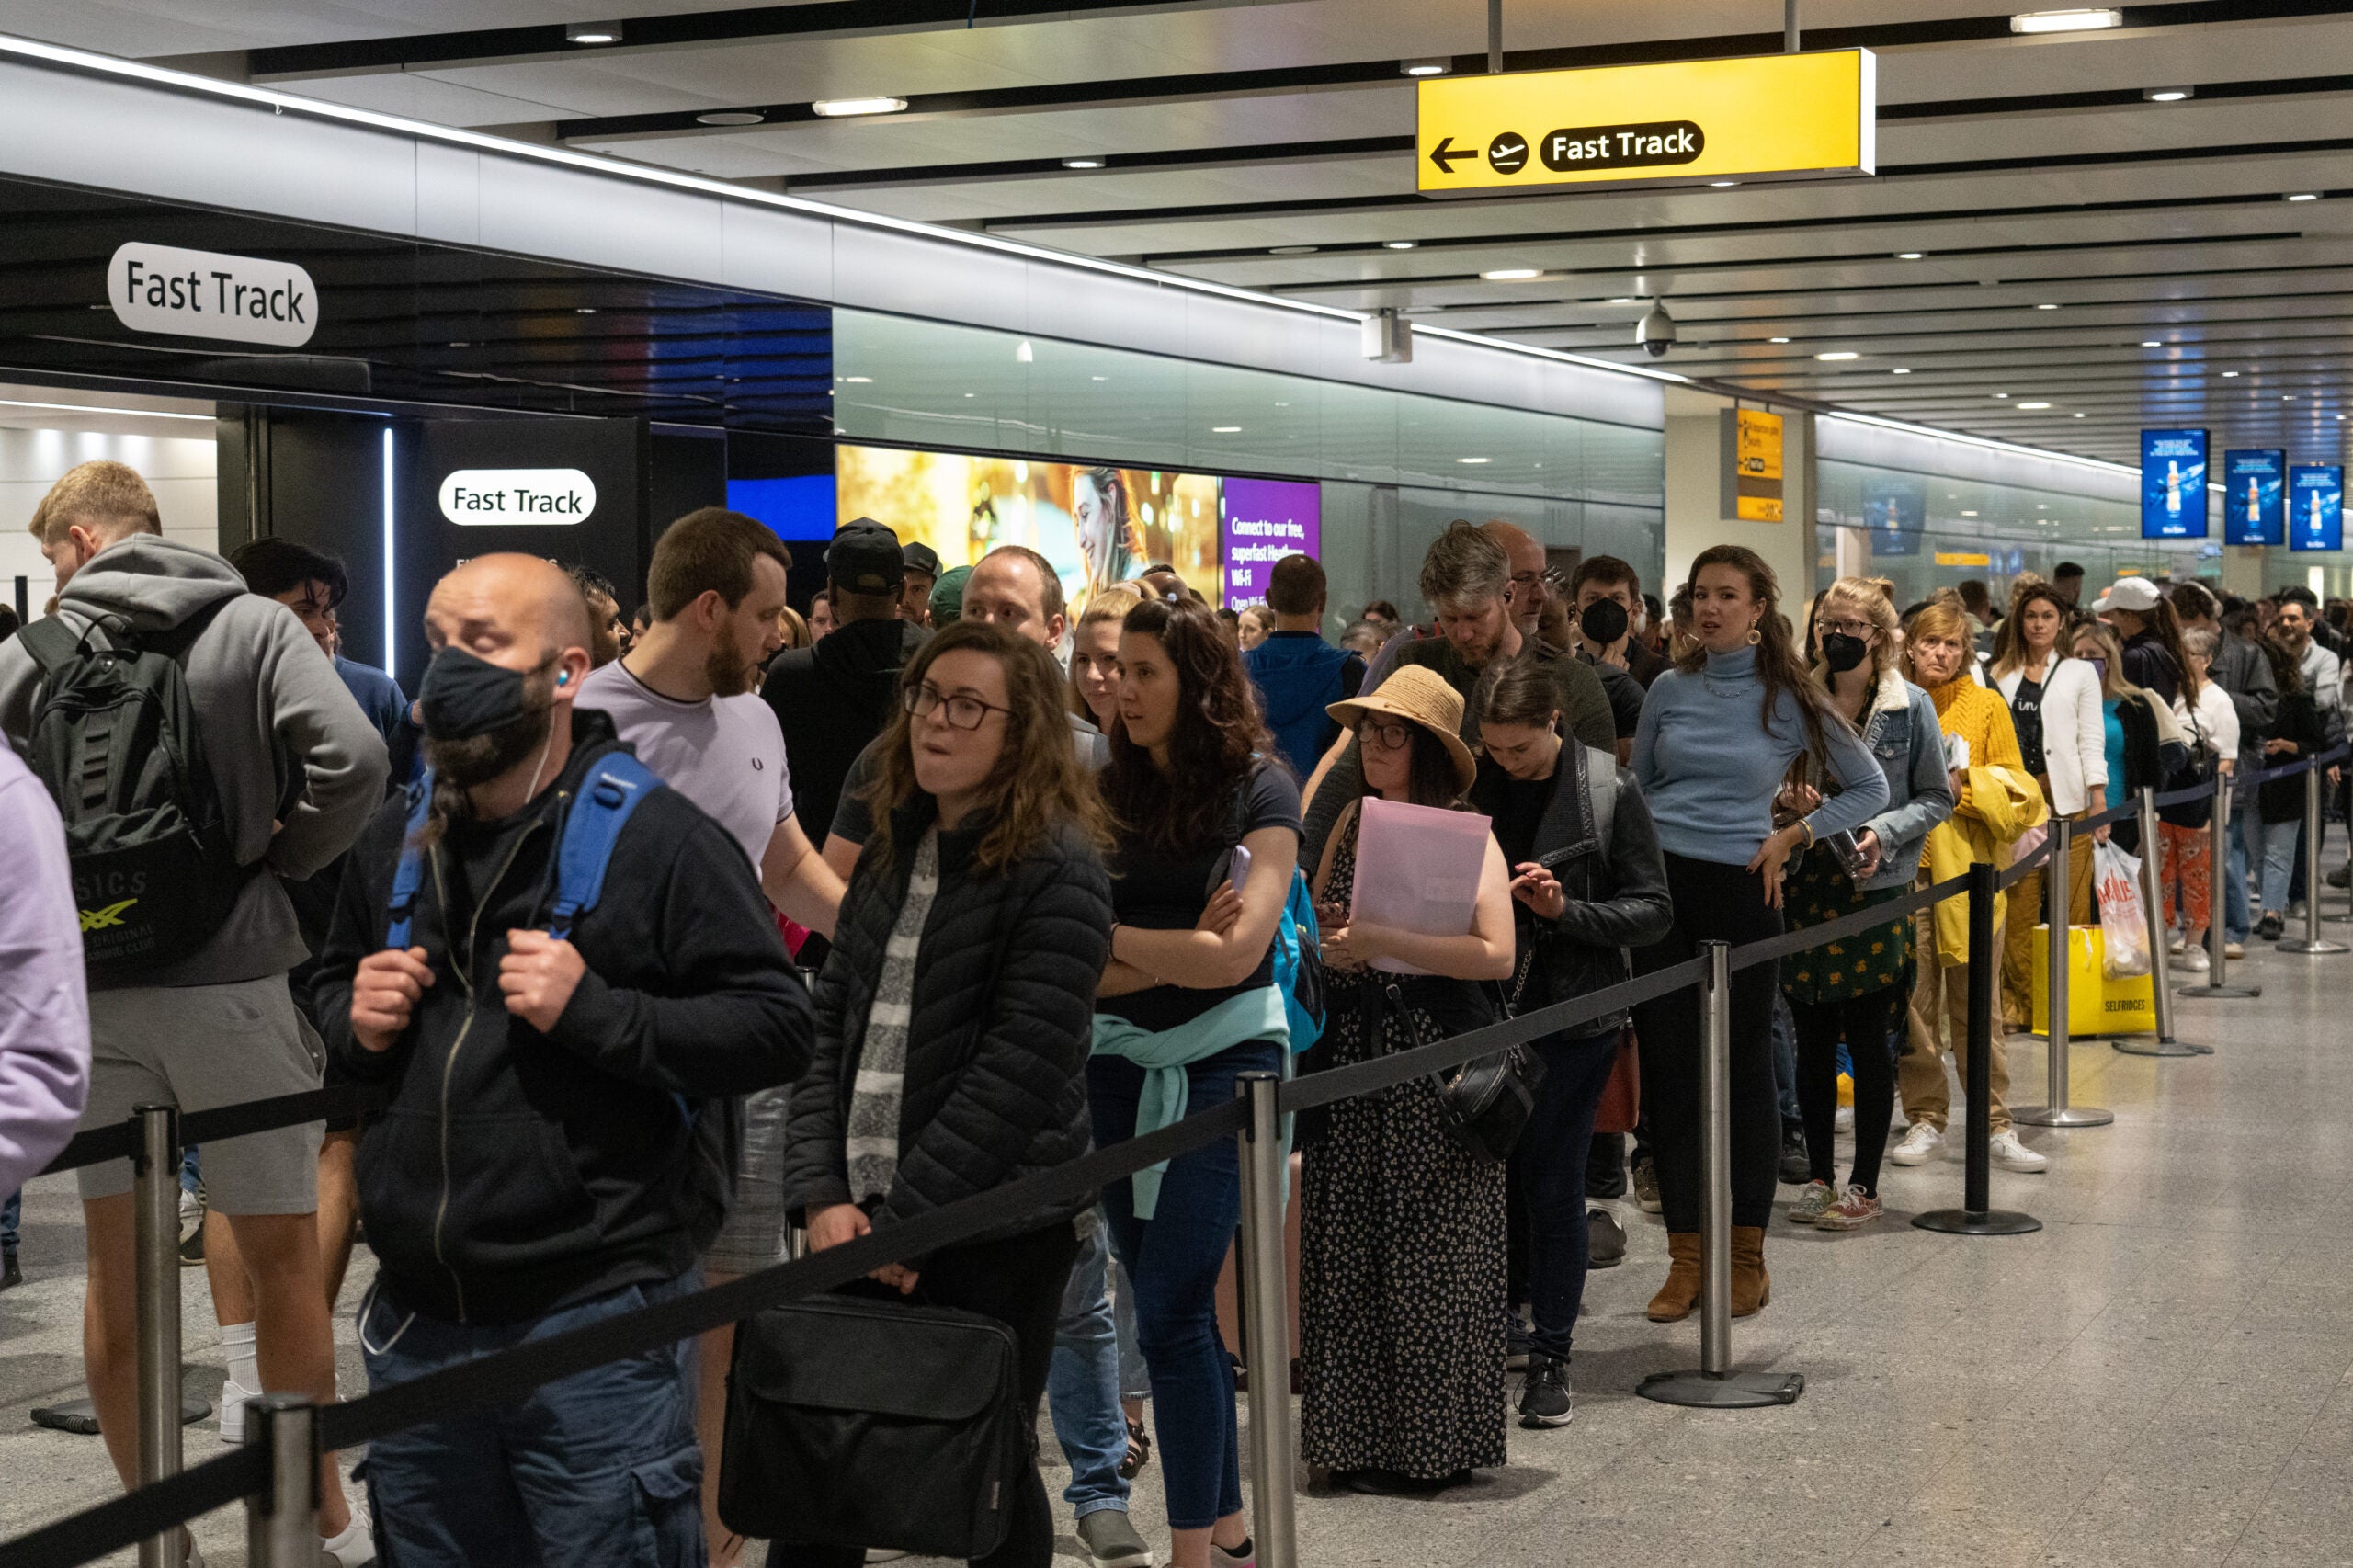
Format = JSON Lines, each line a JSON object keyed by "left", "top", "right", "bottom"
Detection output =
{"left": 2140, "top": 428, "right": 2209, "bottom": 540}
{"left": 2222, "top": 450, "right": 2285, "bottom": 548}
{"left": 2290, "top": 464, "right": 2343, "bottom": 552}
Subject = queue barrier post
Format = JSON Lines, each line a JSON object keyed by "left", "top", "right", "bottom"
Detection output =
{"left": 1916, "top": 864, "right": 2042, "bottom": 1236}
{"left": 1233, "top": 1072, "right": 1298, "bottom": 1568}
{"left": 2114, "top": 786, "right": 2211, "bottom": 1057}
{"left": 2278, "top": 762, "right": 2349, "bottom": 956}
{"left": 131, "top": 1104, "right": 184, "bottom": 1568}
{"left": 2181, "top": 767, "right": 2260, "bottom": 998}
{"left": 244, "top": 1395, "right": 318, "bottom": 1568}
{"left": 1638, "top": 940, "right": 1804, "bottom": 1409}
{"left": 2016, "top": 815, "right": 2110, "bottom": 1128}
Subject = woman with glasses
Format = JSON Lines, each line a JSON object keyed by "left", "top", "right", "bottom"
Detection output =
{"left": 783, "top": 620, "right": 1113, "bottom": 1568}
{"left": 1092, "top": 597, "right": 1300, "bottom": 1568}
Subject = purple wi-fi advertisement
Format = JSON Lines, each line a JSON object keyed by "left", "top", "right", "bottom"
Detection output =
{"left": 1220, "top": 478, "right": 1321, "bottom": 608}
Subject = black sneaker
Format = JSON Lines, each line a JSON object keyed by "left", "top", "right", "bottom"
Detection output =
{"left": 1631, "top": 1153, "right": 1663, "bottom": 1214}
{"left": 2328, "top": 863, "right": 2350, "bottom": 890}
{"left": 1777, "top": 1123, "right": 1811, "bottom": 1186}
{"left": 2257, "top": 911, "right": 2286, "bottom": 940}
{"left": 1587, "top": 1208, "right": 1627, "bottom": 1268}
{"left": 1518, "top": 1355, "right": 1574, "bottom": 1427}
{"left": 1, "top": 1250, "right": 20, "bottom": 1290}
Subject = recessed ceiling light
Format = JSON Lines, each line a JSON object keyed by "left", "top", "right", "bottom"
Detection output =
{"left": 2222, "top": 369, "right": 2240, "bottom": 377}
{"left": 695, "top": 110, "right": 765, "bottom": 127}
{"left": 2142, "top": 339, "right": 2161, "bottom": 347}
{"left": 1961, "top": 510, "right": 1979, "bottom": 517}
{"left": 1709, "top": 180, "right": 1739, "bottom": 187}
{"left": 574, "top": 306, "right": 597, "bottom": 314}
{"left": 1896, "top": 251, "right": 1924, "bottom": 260}
{"left": 1816, "top": 351, "right": 1859, "bottom": 360}
{"left": 1892, "top": 367, "right": 1912, "bottom": 374}
{"left": 2036, "top": 302, "right": 2061, "bottom": 310}
{"left": 2143, "top": 87, "right": 2192, "bottom": 102}
{"left": 841, "top": 376, "right": 873, "bottom": 383}
{"left": 812, "top": 96, "right": 909, "bottom": 117}
{"left": 1061, "top": 156, "right": 1105, "bottom": 169}
{"left": 1481, "top": 268, "right": 1542, "bottom": 281}
{"left": 2009, "top": 9, "right": 2122, "bottom": 34}
{"left": 448, "top": 340, "right": 470, "bottom": 348}
{"left": 1458, "top": 456, "right": 1491, "bottom": 464}
{"left": 2074, "top": 412, "right": 2086, "bottom": 417}
{"left": 2286, "top": 394, "right": 2298, "bottom": 400}
{"left": 1607, "top": 297, "right": 1638, "bottom": 304}
{"left": 1211, "top": 426, "right": 1242, "bottom": 433}
{"left": 565, "top": 21, "right": 622, "bottom": 43}
{"left": 2018, "top": 401, "right": 2053, "bottom": 409}
{"left": 2287, "top": 192, "right": 2321, "bottom": 201}
{"left": 1402, "top": 58, "right": 1451, "bottom": 76}
{"left": 1090, "top": 375, "right": 1108, "bottom": 381}
{"left": 1383, "top": 240, "right": 1418, "bottom": 250}
{"left": 1993, "top": 392, "right": 2010, "bottom": 399}
{"left": 1769, "top": 336, "right": 1791, "bottom": 344}
{"left": 1269, "top": 245, "right": 1318, "bottom": 256}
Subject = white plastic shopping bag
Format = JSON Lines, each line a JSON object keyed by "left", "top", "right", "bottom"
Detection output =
{"left": 2093, "top": 839, "right": 2150, "bottom": 978}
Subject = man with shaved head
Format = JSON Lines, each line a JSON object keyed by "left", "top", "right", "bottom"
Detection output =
{"left": 314, "top": 552, "right": 813, "bottom": 1568}
{"left": 0, "top": 467, "right": 387, "bottom": 1562}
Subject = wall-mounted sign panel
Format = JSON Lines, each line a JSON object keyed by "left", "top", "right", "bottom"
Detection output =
{"left": 2290, "top": 464, "right": 2343, "bottom": 552}
{"left": 2222, "top": 449, "right": 2285, "bottom": 548}
{"left": 1417, "top": 50, "right": 1874, "bottom": 195}
{"left": 1721, "top": 407, "right": 1784, "bottom": 522}
{"left": 107, "top": 242, "right": 317, "bottom": 347}
{"left": 2140, "top": 428, "right": 2209, "bottom": 540}
{"left": 438, "top": 469, "right": 598, "bottom": 526}
{"left": 1863, "top": 474, "right": 1924, "bottom": 557}
{"left": 1221, "top": 479, "right": 1322, "bottom": 608}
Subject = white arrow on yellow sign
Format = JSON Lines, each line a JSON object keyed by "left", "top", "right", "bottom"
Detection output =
{"left": 1418, "top": 50, "right": 1875, "bottom": 195}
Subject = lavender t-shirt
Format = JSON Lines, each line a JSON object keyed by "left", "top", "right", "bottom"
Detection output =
{"left": 576, "top": 659, "right": 795, "bottom": 872}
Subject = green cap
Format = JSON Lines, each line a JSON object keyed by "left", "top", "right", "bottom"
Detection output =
{"left": 929, "top": 563, "right": 973, "bottom": 624}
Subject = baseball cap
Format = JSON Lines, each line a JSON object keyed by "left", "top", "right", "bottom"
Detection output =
{"left": 826, "top": 519, "right": 905, "bottom": 596}
{"left": 929, "top": 563, "right": 972, "bottom": 625}
{"left": 903, "top": 540, "right": 942, "bottom": 580}
{"left": 2093, "top": 576, "right": 2162, "bottom": 615}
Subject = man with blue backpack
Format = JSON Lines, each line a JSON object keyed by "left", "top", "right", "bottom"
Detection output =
{"left": 313, "top": 553, "right": 813, "bottom": 1568}
{"left": 1241, "top": 553, "right": 1363, "bottom": 782}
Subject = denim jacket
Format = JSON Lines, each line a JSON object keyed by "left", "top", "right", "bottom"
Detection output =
{"left": 1850, "top": 676, "right": 1956, "bottom": 892}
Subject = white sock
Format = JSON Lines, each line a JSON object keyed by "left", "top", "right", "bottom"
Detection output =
{"left": 222, "top": 1320, "right": 259, "bottom": 1392}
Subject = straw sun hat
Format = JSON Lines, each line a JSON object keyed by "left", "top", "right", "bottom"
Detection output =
{"left": 1326, "top": 665, "right": 1478, "bottom": 792}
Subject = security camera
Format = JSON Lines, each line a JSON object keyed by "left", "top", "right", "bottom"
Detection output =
{"left": 1635, "top": 301, "right": 1676, "bottom": 359}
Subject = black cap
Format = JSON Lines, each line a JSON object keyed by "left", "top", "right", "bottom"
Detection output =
{"left": 827, "top": 519, "right": 905, "bottom": 596}
{"left": 903, "top": 540, "right": 942, "bottom": 580}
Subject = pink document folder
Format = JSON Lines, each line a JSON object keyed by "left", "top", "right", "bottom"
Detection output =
{"left": 1349, "top": 795, "right": 1493, "bottom": 975}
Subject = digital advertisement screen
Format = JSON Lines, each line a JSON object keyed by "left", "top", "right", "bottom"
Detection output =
{"left": 2140, "top": 428, "right": 2209, "bottom": 540}
{"left": 2290, "top": 464, "right": 2343, "bottom": 553}
{"left": 1862, "top": 474, "right": 1925, "bottom": 558}
{"left": 2222, "top": 450, "right": 2285, "bottom": 548}
{"left": 834, "top": 446, "right": 1220, "bottom": 614}
{"left": 1219, "top": 479, "right": 1322, "bottom": 608}
{"left": 727, "top": 474, "right": 836, "bottom": 542}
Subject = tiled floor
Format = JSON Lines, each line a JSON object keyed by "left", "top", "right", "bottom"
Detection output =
{"left": 5, "top": 930, "right": 2350, "bottom": 1566}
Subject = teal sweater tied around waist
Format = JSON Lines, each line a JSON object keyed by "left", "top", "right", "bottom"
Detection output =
{"left": 1091, "top": 984, "right": 1290, "bottom": 1219}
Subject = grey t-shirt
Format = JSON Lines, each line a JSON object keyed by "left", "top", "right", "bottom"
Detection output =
{"left": 575, "top": 658, "right": 795, "bottom": 872}
{"left": 829, "top": 710, "right": 1108, "bottom": 848}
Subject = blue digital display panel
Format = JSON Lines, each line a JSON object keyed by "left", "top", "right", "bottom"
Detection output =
{"left": 727, "top": 474, "right": 837, "bottom": 540}
{"left": 2141, "top": 428, "right": 2208, "bottom": 539}
{"left": 2289, "top": 464, "right": 2343, "bottom": 552}
{"left": 2222, "top": 449, "right": 2285, "bottom": 547}
{"left": 1863, "top": 474, "right": 1924, "bottom": 557}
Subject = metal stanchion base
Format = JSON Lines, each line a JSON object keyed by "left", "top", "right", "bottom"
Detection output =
{"left": 2013, "top": 1104, "right": 2114, "bottom": 1128}
{"left": 2177, "top": 983, "right": 2261, "bottom": 998}
{"left": 1637, "top": 1369, "right": 1805, "bottom": 1409}
{"left": 2276, "top": 937, "right": 2350, "bottom": 954}
{"left": 1913, "top": 1208, "right": 2042, "bottom": 1235}
{"left": 2112, "top": 1037, "right": 2214, "bottom": 1057}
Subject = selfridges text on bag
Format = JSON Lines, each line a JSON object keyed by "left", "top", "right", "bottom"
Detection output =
{"left": 17, "top": 607, "right": 251, "bottom": 986}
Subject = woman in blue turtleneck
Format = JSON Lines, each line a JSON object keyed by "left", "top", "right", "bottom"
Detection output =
{"left": 1629, "top": 545, "right": 1886, "bottom": 1324}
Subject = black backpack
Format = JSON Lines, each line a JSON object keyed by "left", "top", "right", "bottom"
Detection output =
{"left": 17, "top": 607, "right": 250, "bottom": 986}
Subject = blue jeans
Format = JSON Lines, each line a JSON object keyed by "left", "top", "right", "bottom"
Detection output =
{"left": 1112, "top": 1257, "right": 1147, "bottom": 1401}
{"left": 1047, "top": 1210, "right": 1130, "bottom": 1519}
{"left": 2261, "top": 818, "right": 2302, "bottom": 915}
{"left": 1089, "top": 1039, "right": 1279, "bottom": 1532}
{"left": 2227, "top": 801, "right": 2254, "bottom": 942}
{"left": 1770, "top": 994, "right": 1801, "bottom": 1130}
{"left": 358, "top": 1273, "right": 704, "bottom": 1568}
{"left": 1512, "top": 1031, "right": 1620, "bottom": 1361}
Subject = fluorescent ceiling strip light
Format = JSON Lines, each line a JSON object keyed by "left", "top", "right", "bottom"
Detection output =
{"left": 1825, "top": 409, "right": 2139, "bottom": 479}
{"left": 1410, "top": 324, "right": 1689, "bottom": 386}
{"left": 0, "top": 396, "right": 211, "bottom": 420}
{"left": 381, "top": 426, "right": 396, "bottom": 676}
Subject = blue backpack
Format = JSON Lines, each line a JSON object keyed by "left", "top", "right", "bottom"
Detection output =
{"left": 1223, "top": 781, "right": 1324, "bottom": 1053}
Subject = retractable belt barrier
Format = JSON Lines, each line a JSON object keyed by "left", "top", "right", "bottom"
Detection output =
{"left": 12, "top": 769, "right": 2319, "bottom": 1568}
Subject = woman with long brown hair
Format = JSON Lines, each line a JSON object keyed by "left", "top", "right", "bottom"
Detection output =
{"left": 782, "top": 619, "right": 1114, "bottom": 1568}
{"left": 1069, "top": 584, "right": 1143, "bottom": 728}
{"left": 1629, "top": 545, "right": 1886, "bottom": 1322}
{"left": 1091, "top": 597, "right": 1299, "bottom": 1568}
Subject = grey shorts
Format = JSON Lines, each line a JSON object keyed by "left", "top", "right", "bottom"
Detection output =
{"left": 703, "top": 1084, "right": 790, "bottom": 1275}
{"left": 77, "top": 974, "right": 324, "bottom": 1213}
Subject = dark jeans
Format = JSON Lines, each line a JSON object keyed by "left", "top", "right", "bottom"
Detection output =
{"left": 2, "top": 1188, "right": 17, "bottom": 1255}
{"left": 358, "top": 1273, "right": 704, "bottom": 1568}
{"left": 1585, "top": 1133, "right": 1625, "bottom": 1200}
{"left": 1509, "top": 1031, "right": 1621, "bottom": 1360}
{"left": 773, "top": 1222, "right": 1080, "bottom": 1568}
{"left": 1790, "top": 986, "right": 1905, "bottom": 1199}
{"left": 1631, "top": 854, "right": 1785, "bottom": 1233}
{"left": 1089, "top": 1039, "right": 1279, "bottom": 1531}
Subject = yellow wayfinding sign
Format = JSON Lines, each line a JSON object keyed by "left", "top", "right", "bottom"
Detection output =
{"left": 1418, "top": 50, "right": 1875, "bottom": 195}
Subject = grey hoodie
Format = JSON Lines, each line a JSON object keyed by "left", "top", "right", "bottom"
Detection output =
{"left": 0, "top": 536, "right": 388, "bottom": 989}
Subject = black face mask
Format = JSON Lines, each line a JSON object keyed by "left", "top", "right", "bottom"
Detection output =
{"left": 1821, "top": 632, "right": 1870, "bottom": 675}
{"left": 416, "top": 645, "right": 545, "bottom": 741}
{"left": 1579, "top": 598, "right": 1630, "bottom": 647}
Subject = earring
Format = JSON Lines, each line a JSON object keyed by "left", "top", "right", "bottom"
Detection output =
{"left": 1746, "top": 626, "right": 1762, "bottom": 646}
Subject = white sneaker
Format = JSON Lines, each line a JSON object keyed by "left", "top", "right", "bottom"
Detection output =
{"left": 216, "top": 1377, "right": 259, "bottom": 1446}
{"left": 1889, "top": 1123, "right": 1943, "bottom": 1166}
{"left": 2177, "top": 946, "right": 2210, "bottom": 972}
{"left": 1989, "top": 1131, "right": 2050, "bottom": 1173}
{"left": 321, "top": 1497, "right": 376, "bottom": 1567}
{"left": 1786, "top": 1180, "right": 1837, "bottom": 1227}
{"left": 1834, "top": 1104, "right": 1855, "bottom": 1134}
{"left": 2225, "top": 940, "right": 2245, "bottom": 960}
{"left": 2166, "top": 933, "right": 2187, "bottom": 955}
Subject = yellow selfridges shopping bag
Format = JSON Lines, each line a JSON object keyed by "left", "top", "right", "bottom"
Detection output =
{"left": 2029, "top": 925, "right": 2154, "bottom": 1038}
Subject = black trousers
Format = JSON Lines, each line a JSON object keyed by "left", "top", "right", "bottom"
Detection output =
{"left": 1790, "top": 986, "right": 1905, "bottom": 1199}
{"left": 1629, "top": 853, "right": 1785, "bottom": 1233}
{"left": 770, "top": 1220, "right": 1080, "bottom": 1568}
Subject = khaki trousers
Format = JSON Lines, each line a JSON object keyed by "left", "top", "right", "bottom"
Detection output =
{"left": 1998, "top": 820, "right": 2095, "bottom": 1031}
{"left": 1904, "top": 904, "right": 2012, "bottom": 1135}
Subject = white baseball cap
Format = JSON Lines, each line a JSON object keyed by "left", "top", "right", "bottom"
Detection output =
{"left": 2093, "top": 576, "right": 2162, "bottom": 615}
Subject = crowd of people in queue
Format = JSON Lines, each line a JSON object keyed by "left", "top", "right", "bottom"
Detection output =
{"left": 7, "top": 458, "right": 2353, "bottom": 1568}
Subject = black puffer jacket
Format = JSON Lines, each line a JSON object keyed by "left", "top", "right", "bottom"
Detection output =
{"left": 782, "top": 799, "right": 1112, "bottom": 1250}
{"left": 1469, "top": 742, "right": 1674, "bottom": 1035}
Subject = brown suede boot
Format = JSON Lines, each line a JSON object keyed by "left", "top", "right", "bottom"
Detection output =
{"left": 1646, "top": 1232, "right": 1702, "bottom": 1322}
{"left": 1730, "top": 1225, "right": 1770, "bottom": 1317}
